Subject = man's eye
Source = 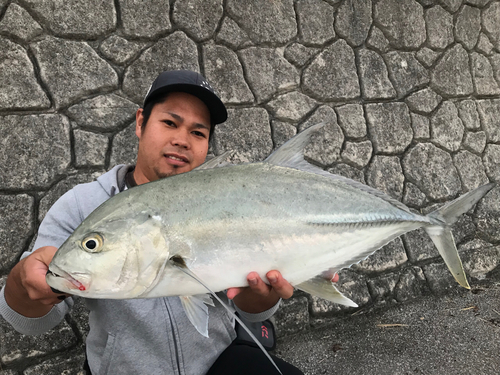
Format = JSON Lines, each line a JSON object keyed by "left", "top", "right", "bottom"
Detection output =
{"left": 164, "top": 120, "right": 175, "bottom": 127}
{"left": 193, "top": 131, "right": 206, "bottom": 138}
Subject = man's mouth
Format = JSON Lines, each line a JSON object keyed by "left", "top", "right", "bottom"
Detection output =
{"left": 164, "top": 154, "right": 189, "bottom": 165}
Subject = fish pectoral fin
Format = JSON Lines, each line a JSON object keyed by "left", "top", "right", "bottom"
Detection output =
{"left": 170, "top": 257, "right": 283, "bottom": 375}
{"left": 296, "top": 276, "right": 358, "bottom": 308}
{"left": 179, "top": 294, "right": 214, "bottom": 338}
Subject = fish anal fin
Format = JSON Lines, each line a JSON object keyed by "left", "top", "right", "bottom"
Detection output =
{"left": 179, "top": 294, "right": 214, "bottom": 338}
{"left": 296, "top": 276, "right": 358, "bottom": 308}
{"left": 170, "top": 257, "right": 283, "bottom": 375}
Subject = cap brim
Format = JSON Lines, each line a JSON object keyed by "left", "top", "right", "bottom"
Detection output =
{"left": 145, "top": 83, "right": 227, "bottom": 125}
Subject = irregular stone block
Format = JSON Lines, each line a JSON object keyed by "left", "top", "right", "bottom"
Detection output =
{"left": 483, "top": 144, "right": 500, "bottom": 182}
{"left": 226, "top": 0, "right": 297, "bottom": 44}
{"left": 403, "top": 182, "right": 428, "bottom": 207}
{"left": 422, "top": 262, "right": 461, "bottom": 293}
{"left": 266, "top": 92, "right": 316, "bottom": 122}
{"left": 110, "top": 122, "right": 139, "bottom": 167}
{"left": 99, "top": 36, "right": 146, "bottom": 65}
{"left": 74, "top": 130, "right": 109, "bottom": 168}
{"left": 32, "top": 37, "right": 118, "bottom": 109}
{"left": 0, "top": 319, "right": 77, "bottom": 365}
{"left": 123, "top": 32, "right": 199, "bottom": 104}
{"left": 299, "top": 106, "right": 344, "bottom": 166}
{"left": 431, "top": 44, "right": 473, "bottom": 96}
{"left": 491, "top": 53, "right": 500, "bottom": 84}
{"left": 173, "top": 0, "right": 223, "bottom": 41}
{"left": 271, "top": 120, "right": 296, "bottom": 148}
{"left": 455, "top": 5, "right": 481, "bottom": 50}
{"left": 297, "top": 0, "right": 335, "bottom": 45}
{"left": 425, "top": 5, "right": 454, "bottom": 50}
{"left": 327, "top": 164, "right": 365, "bottom": 184}
{"left": 119, "top": 0, "right": 170, "bottom": 38}
{"left": 274, "top": 296, "right": 309, "bottom": 336}
{"left": 0, "top": 39, "right": 50, "bottom": 110}
{"left": 465, "top": 0, "right": 492, "bottom": 5}
{"left": 203, "top": 44, "right": 253, "bottom": 104}
{"left": 482, "top": 2, "right": 500, "bottom": 50}
{"left": 475, "top": 185, "right": 500, "bottom": 242}
{"left": 368, "top": 273, "right": 398, "bottom": 301}
{"left": 335, "top": 0, "right": 372, "bottom": 47}
{"left": 341, "top": 141, "right": 373, "bottom": 168}
{"left": 462, "top": 131, "right": 487, "bottom": 154}
{"left": 38, "top": 171, "right": 104, "bottom": 222}
{"left": 23, "top": 351, "right": 86, "bottom": 375}
{"left": 394, "top": 267, "right": 428, "bottom": 302}
{"left": 239, "top": 47, "right": 299, "bottom": 103}
{"left": 403, "top": 228, "right": 438, "bottom": 262}
{"left": 374, "top": 0, "right": 426, "bottom": 49}
{"left": 214, "top": 108, "right": 272, "bottom": 163}
{"left": 460, "top": 240, "right": 500, "bottom": 279}
{"left": 438, "top": 0, "right": 462, "bottom": 12}
{"left": 476, "top": 99, "right": 500, "bottom": 142}
{"left": 0, "top": 195, "right": 34, "bottom": 270}
{"left": 453, "top": 151, "right": 489, "bottom": 192}
{"left": 358, "top": 48, "right": 396, "bottom": 100}
{"left": 471, "top": 52, "right": 500, "bottom": 95}
{"left": 430, "top": 101, "right": 464, "bottom": 152}
{"left": 311, "top": 270, "right": 371, "bottom": 315}
{"left": 366, "top": 156, "right": 404, "bottom": 200}
{"left": 456, "top": 100, "right": 481, "bottom": 130}
{"left": 0, "top": 115, "right": 71, "bottom": 189}
{"left": 67, "top": 94, "right": 139, "bottom": 131}
{"left": 405, "top": 88, "right": 442, "bottom": 114}
{"left": 477, "top": 33, "right": 494, "bottom": 55}
{"left": 283, "top": 43, "right": 320, "bottom": 68}
{"left": 303, "top": 40, "right": 360, "bottom": 100}
{"left": 335, "top": 104, "right": 367, "bottom": 138}
{"left": 354, "top": 238, "right": 408, "bottom": 273}
{"left": 22, "top": 0, "right": 115, "bottom": 37}
{"left": 416, "top": 47, "right": 441, "bottom": 68}
{"left": 384, "top": 51, "right": 429, "bottom": 97}
{"left": 215, "top": 17, "right": 251, "bottom": 49}
{"left": 365, "top": 102, "right": 413, "bottom": 154}
{"left": 410, "top": 113, "right": 430, "bottom": 140}
{"left": 402, "top": 143, "right": 461, "bottom": 200}
{"left": 366, "top": 26, "right": 390, "bottom": 53}
{"left": 0, "top": 3, "right": 43, "bottom": 41}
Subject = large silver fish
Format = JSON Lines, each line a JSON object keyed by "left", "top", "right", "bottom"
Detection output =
{"left": 47, "top": 123, "right": 494, "bottom": 336}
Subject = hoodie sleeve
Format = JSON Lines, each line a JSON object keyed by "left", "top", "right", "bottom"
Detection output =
{"left": 0, "top": 188, "right": 83, "bottom": 335}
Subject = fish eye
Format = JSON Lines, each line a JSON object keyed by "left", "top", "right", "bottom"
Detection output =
{"left": 82, "top": 233, "right": 104, "bottom": 253}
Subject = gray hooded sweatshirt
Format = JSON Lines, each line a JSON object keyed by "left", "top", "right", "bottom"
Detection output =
{"left": 0, "top": 165, "right": 279, "bottom": 375}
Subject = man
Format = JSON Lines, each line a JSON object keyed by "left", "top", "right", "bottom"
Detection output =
{"left": 0, "top": 70, "right": 307, "bottom": 374}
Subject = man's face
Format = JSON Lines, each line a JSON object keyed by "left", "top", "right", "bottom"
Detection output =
{"left": 134, "top": 92, "right": 211, "bottom": 184}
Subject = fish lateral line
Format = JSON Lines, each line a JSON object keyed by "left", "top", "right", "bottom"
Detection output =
{"left": 170, "top": 258, "right": 283, "bottom": 375}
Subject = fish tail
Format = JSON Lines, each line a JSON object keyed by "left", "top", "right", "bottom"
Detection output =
{"left": 424, "top": 183, "right": 495, "bottom": 289}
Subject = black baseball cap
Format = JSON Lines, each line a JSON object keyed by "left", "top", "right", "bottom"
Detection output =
{"left": 143, "top": 70, "right": 228, "bottom": 124}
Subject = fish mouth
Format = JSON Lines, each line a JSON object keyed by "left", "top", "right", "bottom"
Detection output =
{"left": 47, "top": 264, "right": 88, "bottom": 292}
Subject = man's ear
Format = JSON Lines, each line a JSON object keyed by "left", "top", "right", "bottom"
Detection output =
{"left": 136, "top": 108, "right": 144, "bottom": 139}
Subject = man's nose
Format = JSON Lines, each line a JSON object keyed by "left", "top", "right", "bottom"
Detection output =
{"left": 171, "top": 130, "right": 190, "bottom": 148}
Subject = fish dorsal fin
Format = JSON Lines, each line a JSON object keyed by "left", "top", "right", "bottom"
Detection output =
{"left": 179, "top": 294, "right": 215, "bottom": 338}
{"left": 170, "top": 256, "right": 283, "bottom": 375}
{"left": 265, "top": 122, "right": 325, "bottom": 168}
{"left": 265, "top": 123, "right": 412, "bottom": 214}
{"left": 296, "top": 276, "right": 358, "bottom": 307}
{"left": 195, "top": 151, "right": 232, "bottom": 170}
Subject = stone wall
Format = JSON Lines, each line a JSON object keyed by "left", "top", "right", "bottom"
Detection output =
{"left": 1, "top": 0, "right": 500, "bottom": 373}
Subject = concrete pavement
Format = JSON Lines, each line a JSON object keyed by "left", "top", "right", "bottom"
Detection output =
{"left": 275, "top": 276, "right": 500, "bottom": 375}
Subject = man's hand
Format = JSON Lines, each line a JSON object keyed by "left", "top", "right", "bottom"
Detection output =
{"left": 227, "top": 270, "right": 339, "bottom": 314}
{"left": 4, "top": 246, "right": 70, "bottom": 317}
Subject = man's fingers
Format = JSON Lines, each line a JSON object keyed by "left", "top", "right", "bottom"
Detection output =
{"left": 247, "top": 272, "right": 272, "bottom": 296}
{"left": 332, "top": 273, "right": 339, "bottom": 283}
{"left": 266, "top": 271, "right": 294, "bottom": 299}
{"left": 226, "top": 287, "right": 242, "bottom": 300}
